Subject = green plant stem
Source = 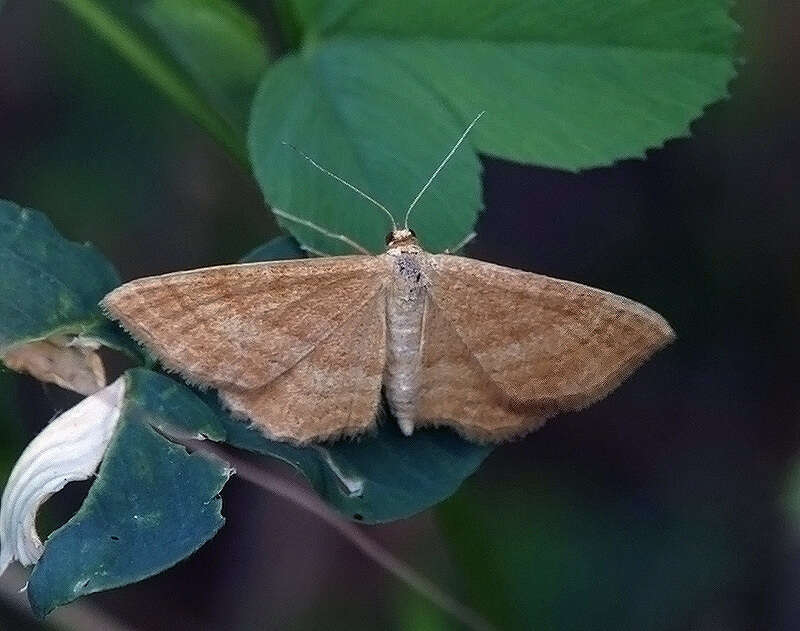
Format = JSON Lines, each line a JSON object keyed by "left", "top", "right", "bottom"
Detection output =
{"left": 54, "top": 0, "right": 248, "bottom": 166}
{"left": 269, "top": 0, "right": 303, "bottom": 53}
{"left": 191, "top": 439, "right": 497, "bottom": 631}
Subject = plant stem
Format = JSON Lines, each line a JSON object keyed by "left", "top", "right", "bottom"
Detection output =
{"left": 54, "top": 0, "right": 248, "bottom": 166}
{"left": 192, "top": 440, "right": 497, "bottom": 631}
{"left": 269, "top": 0, "right": 304, "bottom": 54}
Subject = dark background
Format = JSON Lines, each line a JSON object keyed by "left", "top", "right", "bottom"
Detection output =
{"left": 0, "top": 1, "right": 798, "bottom": 629}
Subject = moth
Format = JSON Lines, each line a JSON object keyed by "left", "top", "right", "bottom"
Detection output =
{"left": 103, "top": 114, "right": 674, "bottom": 444}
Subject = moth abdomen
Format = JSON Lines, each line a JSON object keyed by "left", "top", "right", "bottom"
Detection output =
{"left": 383, "top": 250, "right": 428, "bottom": 435}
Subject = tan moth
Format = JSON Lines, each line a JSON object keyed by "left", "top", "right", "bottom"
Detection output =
{"left": 103, "top": 114, "right": 674, "bottom": 444}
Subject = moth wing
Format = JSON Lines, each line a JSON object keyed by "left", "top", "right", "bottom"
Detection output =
{"left": 102, "top": 255, "right": 390, "bottom": 390}
{"left": 416, "top": 293, "right": 546, "bottom": 441}
{"left": 219, "top": 287, "right": 386, "bottom": 443}
{"left": 417, "top": 254, "right": 675, "bottom": 441}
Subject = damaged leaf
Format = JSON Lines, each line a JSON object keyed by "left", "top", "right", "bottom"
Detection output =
{"left": 0, "top": 378, "right": 126, "bottom": 575}
{"left": 220, "top": 409, "right": 491, "bottom": 524}
{"left": 2, "top": 335, "right": 106, "bottom": 396}
{"left": 25, "top": 369, "right": 230, "bottom": 617}
{"left": 0, "top": 200, "right": 138, "bottom": 391}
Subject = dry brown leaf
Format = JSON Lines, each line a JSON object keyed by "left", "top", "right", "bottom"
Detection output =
{"left": 2, "top": 334, "right": 106, "bottom": 396}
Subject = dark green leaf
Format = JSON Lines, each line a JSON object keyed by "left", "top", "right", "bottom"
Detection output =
{"left": 219, "top": 410, "right": 490, "bottom": 524}
{"left": 240, "top": 235, "right": 307, "bottom": 263}
{"left": 138, "top": 0, "right": 269, "bottom": 131}
{"left": 0, "top": 199, "right": 121, "bottom": 351}
{"left": 123, "top": 368, "right": 227, "bottom": 441}
{"left": 27, "top": 368, "right": 230, "bottom": 617}
{"left": 250, "top": 0, "right": 737, "bottom": 250}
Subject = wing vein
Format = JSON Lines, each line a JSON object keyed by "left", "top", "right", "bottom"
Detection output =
{"left": 241, "top": 284, "right": 386, "bottom": 392}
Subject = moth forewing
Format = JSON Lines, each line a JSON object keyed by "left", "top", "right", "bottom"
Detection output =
{"left": 101, "top": 256, "right": 392, "bottom": 441}
{"left": 412, "top": 253, "right": 675, "bottom": 440}
{"left": 218, "top": 286, "right": 388, "bottom": 443}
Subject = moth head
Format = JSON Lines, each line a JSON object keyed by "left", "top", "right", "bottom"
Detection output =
{"left": 385, "top": 228, "right": 418, "bottom": 248}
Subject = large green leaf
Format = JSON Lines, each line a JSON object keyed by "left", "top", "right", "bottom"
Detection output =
{"left": 298, "top": 0, "right": 738, "bottom": 170}
{"left": 249, "top": 47, "right": 483, "bottom": 255}
{"left": 251, "top": 0, "right": 736, "bottom": 251}
{"left": 138, "top": 0, "right": 268, "bottom": 131}
{"left": 58, "top": 0, "right": 268, "bottom": 162}
{"left": 27, "top": 369, "right": 230, "bottom": 617}
{"left": 0, "top": 199, "right": 125, "bottom": 352}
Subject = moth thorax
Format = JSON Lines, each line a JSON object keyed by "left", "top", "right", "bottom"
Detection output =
{"left": 385, "top": 228, "right": 419, "bottom": 250}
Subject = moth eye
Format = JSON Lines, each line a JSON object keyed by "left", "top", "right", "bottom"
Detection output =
{"left": 385, "top": 232, "right": 393, "bottom": 245}
{"left": 409, "top": 229, "right": 417, "bottom": 238}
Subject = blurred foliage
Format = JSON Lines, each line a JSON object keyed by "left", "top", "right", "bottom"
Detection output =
{"left": 56, "top": 0, "right": 269, "bottom": 161}
{"left": 785, "top": 460, "right": 800, "bottom": 533}
{"left": 393, "top": 591, "right": 451, "bottom": 631}
{"left": 438, "top": 470, "right": 742, "bottom": 630}
{"left": 139, "top": 0, "right": 269, "bottom": 131}
{"left": 0, "top": 371, "right": 24, "bottom": 484}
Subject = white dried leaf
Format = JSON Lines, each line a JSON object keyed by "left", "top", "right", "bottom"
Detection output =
{"left": 0, "top": 377, "right": 126, "bottom": 576}
{"left": 2, "top": 334, "right": 106, "bottom": 396}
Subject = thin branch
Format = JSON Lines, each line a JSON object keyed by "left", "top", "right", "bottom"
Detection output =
{"left": 191, "top": 440, "right": 496, "bottom": 631}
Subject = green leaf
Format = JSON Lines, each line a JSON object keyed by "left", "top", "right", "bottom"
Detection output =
{"left": 303, "top": 0, "right": 738, "bottom": 170}
{"left": 27, "top": 369, "right": 230, "bottom": 617}
{"left": 219, "top": 409, "right": 490, "bottom": 524}
{"left": 138, "top": 0, "right": 269, "bottom": 131}
{"left": 0, "top": 199, "right": 121, "bottom": 351}
{"left": 248, "top": 46, "right": 483, "bottom": 255}
{"left": 240, "top": 234, "right": 307, "bottom": 263}
{"left": 58, "top": 0, "right": 269, "bottom": 163}
{"left": 250, "top": 0, "right": 736, "bottom": 250}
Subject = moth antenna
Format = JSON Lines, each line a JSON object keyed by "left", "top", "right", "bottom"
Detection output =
{"left": 404, "top": 111, "right": 485, "bottom": 230}
{"left": 281, "top": 141, "right": 397, "bottom": 231}
{"left": 272, "top": 207, "right": 372, "bottom": 255}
